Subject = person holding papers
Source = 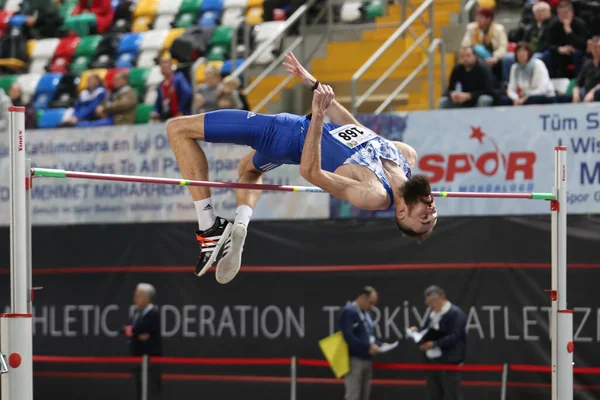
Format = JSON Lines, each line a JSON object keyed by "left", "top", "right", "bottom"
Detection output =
{"left": 409, "top": 285, "right": 467, "bottom": 400}
{"left": 338, "top": 286, "right": 396, "bottom": 400}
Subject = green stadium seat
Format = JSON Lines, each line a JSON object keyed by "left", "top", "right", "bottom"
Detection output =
{"left": 128, "top": 67, "right": 151, "bottom": 95}
{"left": 209, "top": 26, "right": 233, "bottom": 48}
{"left": 207, "top": 45, "right": 226, "bottom": 61}
{"left": 135, "top": 104, "right": 153, "bottom": 124}
{"left": 0, "top": 75, "right": 18, "bottom": 93}
{"left": 70, "top": 55, "right": 92, "bottom": 73}
{"left": 179, "top": 0, "right": 203, "bottom": 14}
{"left": 36, "top": 109, "right": 44, "bottom": 127}
{"left": 74, "top": 35, "right": 102, "bottom": 57}
{"left": 366, "top": 1, "right": 385, "bottom": 18}
{"left": 175, "top": 12, "right": 196, "bottom": 28}
{"left": 63, "top": 13, "right": 97, "bottom": 37}
{"left": 59, "top": 2, "right": 77, "bottom": 19}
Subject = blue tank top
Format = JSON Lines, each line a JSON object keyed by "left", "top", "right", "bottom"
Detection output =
{"left": 296, "top": 115, "right": 412, "bottom": 207}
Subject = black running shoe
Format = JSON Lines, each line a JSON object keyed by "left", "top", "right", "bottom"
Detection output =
{"left": 194, "top": 217, "right": 233, "bottom": 277}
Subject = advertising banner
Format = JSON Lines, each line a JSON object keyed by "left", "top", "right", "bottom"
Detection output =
{"left": 332, "top": 103, "right": 600, "bottom": 218}
{"left": 1, "top": 216, "right": 599, "bottom": 400}
{"left": 0, "top": 124, "right": 329, "bottom": 226}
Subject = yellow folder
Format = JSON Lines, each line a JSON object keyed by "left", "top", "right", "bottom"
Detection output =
{"left": 318, "top": 331, "right": 350, "bottom": 378}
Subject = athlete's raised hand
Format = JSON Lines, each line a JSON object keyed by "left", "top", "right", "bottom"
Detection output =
{"left": 283, "top": 52, "right": 317, "bottom": 89}
{"left": 312, "top": 84, "right": 335, "bottom": 113}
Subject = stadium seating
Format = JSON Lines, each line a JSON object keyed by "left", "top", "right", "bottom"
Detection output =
{"left": 77, "top": 68, "right": 108, "bottom": 92}
{"left": 33, "top": 73, "right": 63, "bottom": 109}
{"left": 50, "top": 73, "right": 80, "bottom": 108}
{"left": 129, "top": 66, "right": 152, "bottom": 97}
{"left": 16, "top": 73, "right": 41, "bottom": 105}
{"left": 37, "top": 108, "right": 67, "bottom": 129}
{"left": 2, "top": 0, "right": 445, "bottom": 127}
{"left": 104, "top": 67, "right": 128, "bottom": 90}
{"left": 50, "top": 37, "right": 81, "bottom": 74}
{"left": 155, "top": 0, "right": 183, "bottom": 29}
{"left": 71, "top": 35, "right": 102, "bottom": 73}
{"left": 29, "top": 38, "right": 61, "bottom": 74}
{"left": 0, "top": 74, "right": 17, "bottom": 93}
{"left": 138, "top": 29, "right": 168, "bottom": 67}
{"left": 116, "top": 32, "right": 143, "bottom": 68}
{"left": 90, "top": 34, "right": 120, "bottom": 69}
{"left": 4, "top": 0, "right": 23, "bottom": 13}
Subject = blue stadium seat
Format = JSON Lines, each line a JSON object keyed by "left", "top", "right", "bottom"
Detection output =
{"left": 198, "top": 11, "right": 220, "bottom": 27}
{"left": 221, "top": 58, "right": 244, "bottom": 74}
{"left": 200, "top": 0, "right": 223, "bottom": 13}
{"left": 117, "top": 33, "right": 144, "bottom": 55}
{"left": 38, "top": 108, "right": 66, "bottom": 129}
{"left": 33, "top": 73, "right": 63, "bottom": 110}
{"left": 8, "top": 14, "right": 27, "bottom": 28}
{"left": 115, "top": 52, "right": 136, "bottom": 68}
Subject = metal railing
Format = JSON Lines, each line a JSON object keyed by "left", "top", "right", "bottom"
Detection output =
{"left": 427, "top": 38, "right": 446, "bottom": 110}
{"left": 351, "top": 0, "right": 445, "bottom": 114}
{"left": 33, "top": 355, "right": 600, "bottom": 400}
{"left": 230, "top": 0, "right": 334, "bottom": 112}
{"left": 460, "top": 0, "right": 479, "bottom": 23}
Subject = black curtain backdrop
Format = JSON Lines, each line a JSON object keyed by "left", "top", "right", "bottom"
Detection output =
{"left": 1, "top": 215, "right": 600, "bottom": 400}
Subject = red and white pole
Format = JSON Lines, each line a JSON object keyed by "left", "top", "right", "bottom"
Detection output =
{"left": 3, "top": 106, "right": 33, "bottom": 400}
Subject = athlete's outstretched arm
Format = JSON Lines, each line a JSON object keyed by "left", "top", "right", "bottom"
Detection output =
{"left": 300, "top": 85, "right": 388, "bottom": 211}
{"left": 283, "top": 52, "right": 359, "bottom": 127}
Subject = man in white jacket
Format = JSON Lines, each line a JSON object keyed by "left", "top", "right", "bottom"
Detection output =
{"left": 507, "top": 41, "right": 555, "bottom": 106}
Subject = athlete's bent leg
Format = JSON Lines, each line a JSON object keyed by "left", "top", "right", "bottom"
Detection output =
{"left": 216, "top": 151, "right": 275, "bottom": 284}
{"left": 167, "top": 113, "right": 232, "bottom": 277}
{"left": 166, "top": 113, "right": 210, "bottom": 203}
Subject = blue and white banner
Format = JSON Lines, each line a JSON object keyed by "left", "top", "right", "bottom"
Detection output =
{"left": 0, "top": 124, "right": 329, "bottom": 226}
{"left": 333, "top": 103, "right": 600, "bottom": 217}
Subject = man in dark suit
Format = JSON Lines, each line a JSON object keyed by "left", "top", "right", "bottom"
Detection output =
{"left": 338, "top": 286, "right": 385, "bottom": 400}
{"left": 124, "top": 283, "right": 162, "bottom": 400}
{"left": 410, "top": 286, "right": 467, "bottom": 400}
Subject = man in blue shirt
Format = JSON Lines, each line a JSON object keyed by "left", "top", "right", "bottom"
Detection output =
{"left": 338, "top": 286, "right": 382, "bottom": 400}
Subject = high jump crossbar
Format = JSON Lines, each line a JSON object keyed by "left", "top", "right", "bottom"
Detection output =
{"left": 29, "top": 168, "right": 556, "bottom": 200}
{"left": 5, "top": 108, "right": 572, "bottom": 400}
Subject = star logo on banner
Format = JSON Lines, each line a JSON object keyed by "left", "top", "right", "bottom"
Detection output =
{"left": 470, "top": 126, "right": 485, "bottom": 144}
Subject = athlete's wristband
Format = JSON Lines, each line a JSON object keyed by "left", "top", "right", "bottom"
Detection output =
{"left": 311, "top": 80, "right": 320, "bottom": 91}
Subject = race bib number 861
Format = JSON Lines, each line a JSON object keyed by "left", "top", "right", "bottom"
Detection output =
{"left": 329, "top": 124, "right": 377, "bottom": 148}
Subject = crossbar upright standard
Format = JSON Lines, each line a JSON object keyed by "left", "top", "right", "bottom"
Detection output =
{"left": 3, "top": 107, "right": 33, "bottom": 400}
{"left": 5, "top": 106, "right": 573, "bottom": 400}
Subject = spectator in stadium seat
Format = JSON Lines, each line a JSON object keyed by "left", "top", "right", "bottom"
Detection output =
{"left": 557, "top": 36, "right": 600, "bottom": 103}
{"left": 7, "top": 82, "right": 36, "bottom": 129}
{"left": 0, "top": 89, "right": 10, "bottom": 133}
{"left": 547, "top": 1, "right": 588, "bottom": 79}
{"left": 122, "top": 283, "right": 162, "bottom": 400}
{"left": 461, "top": 8, "right": 508, "bottom": 84}
{"left": 216, "top": 93, "right": 239, "bottom": 109}
{"left": 507, "top": 42, "right": 555, "bottom": 105}
{"left": 194, "top": 65, "right": 221, "bottom": 113}
{"left": 72, "top": 0, "right": 115, "bottom": 34}
{"left": 152, "top": 58, "right": 192, "bottom": 122}
{"left": 504, "top": 1, "right": 554, "bottom": 82}
{"left": 218, "top": 75, "right": 248, "bottom": 110}
{"left": 410, "top": 286, "right": 467, "bottom": 400}
{"left": 79, "top": 71, "right": 137, "bottom": 126}
{"left": 61, "top": 73, "right": 107, "bottom": 127}
{"left": 20, "top": 0, "right": 64, "bottom": 39}
{"left": 438, "top": 46, "right": 495, "bottom": 109}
